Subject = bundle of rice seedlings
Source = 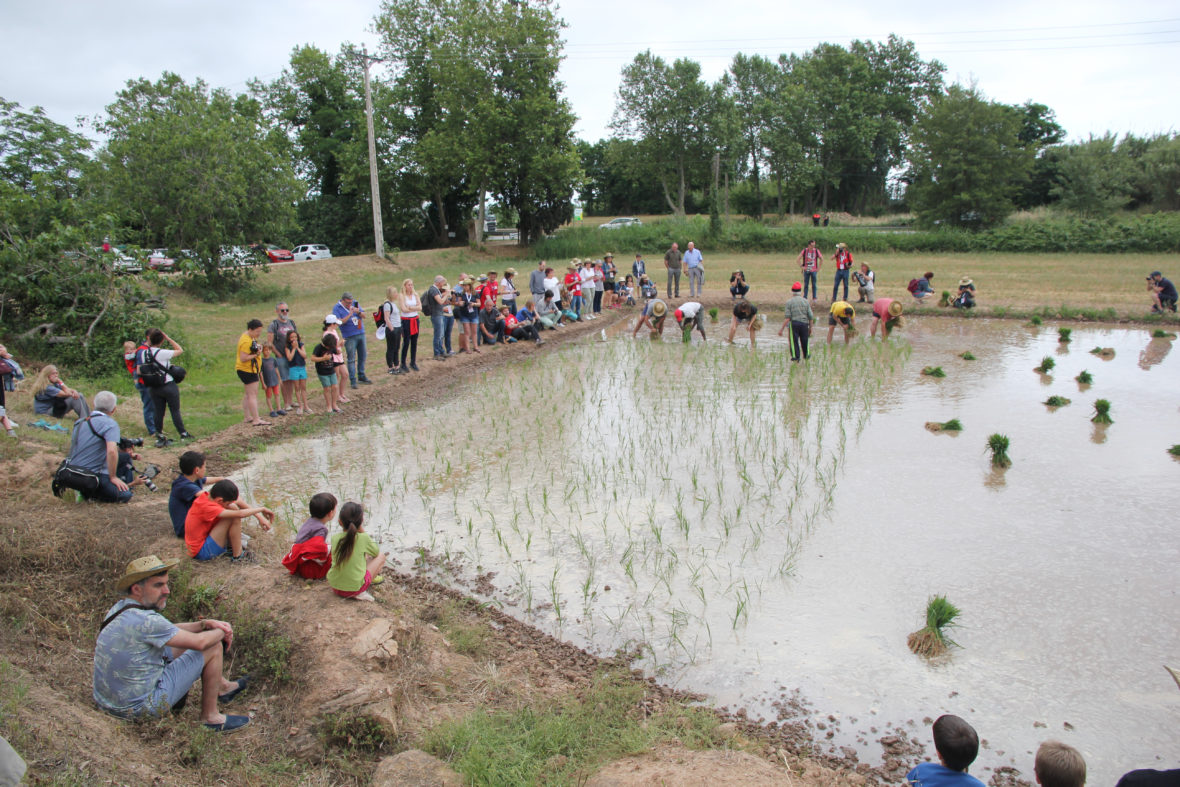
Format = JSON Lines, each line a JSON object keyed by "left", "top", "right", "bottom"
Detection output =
{"left": 1152, "top": 329, "right": 1176, "bottom": 339}
{"left": 1058, "top": 327, "right": 1072, "bottom": 343}
{"left": 708, "top": 307, "right": 719, "bottom": 322}
{"left": 987, "top": 433, "right": 1011, "bottom": 467}
{"left": 1034, "top": 356, "right": 1055, "bottom": 373}
{"left": 907, "top": 595, "right": 961, "bottom": 657}
{"left": 939, "top": 291, "right": 952, "bottom": 307}
{"left": 1043, "top": 396, "right": 1071, "bottom": 407}
{"left": 1029, "top": 315, "right": 1043, "bottom": 326}
{"left": 959, "top": 351, "right": 976, "bottom": 360}
{"left": 1091, "top": 399, "right": 1113, "bottom": 424}
{"left": 1075, "top": 370, "right": 1093, "bottom": 384}
{"left": 940, "top": 418, "right": 963, "bottom": 431}
{"left": 921, "top": 366, "right": 946, "bottom": 378}
{"left": 1167, "top": 445, "right": 1180, "bottom": 457}
{"left": 1090, "top": 346, "right": 1115, "bottom": 359}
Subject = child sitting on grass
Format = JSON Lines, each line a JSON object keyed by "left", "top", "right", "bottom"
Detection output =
{"left": 1035, "top": 741, "right": 1086, "bottom": 787}
{"left": 281, "top": 492, "right": 336, "bottom": 579}
{"left": 169, "top": 451, "right": 260, "bottom": 539}
{"left": 326, "top": 502, "right": 387, "bottom": 602}
{"left": 184, "top": 479, "right": 274, "bottom": 562}
{"left": 906, "top": 714, "right": 985, "bottom": 787}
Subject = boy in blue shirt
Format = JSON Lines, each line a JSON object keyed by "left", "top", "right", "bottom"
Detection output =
{"left": 168, "top": 451, "right": 232, "bottom": 539}
{"left": 906, "top": 715, "right": 985, "bottom": 787}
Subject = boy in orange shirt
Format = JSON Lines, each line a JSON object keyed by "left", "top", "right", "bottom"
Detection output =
{"left": 184, "top": 480, "right": 273, "bottom": 562}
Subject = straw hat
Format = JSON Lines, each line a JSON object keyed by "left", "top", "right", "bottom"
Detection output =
{"left": 959, "top": 276, "right": 973, "bottom": 287}
{"left": 504, "top": 267, "right": 517, "bottom": 276}
{"left": 567, "top": 263, "right": 577, "bottom": 270}
{"left": 604, "top": 252, "right": 614, "bottom": 259}
{"left": 115, "top": 554, "right": 179, "bottom": 591}
{"left": 887, "top": 300, "right": 904, "bottom": 318}
{"left": 752, "top": 314, "right": 766, "bottom": 331}
{"left": 651, "top": 301, "right": 668, "bottom": 318}
{"left": 836, "top": 243, "right": 846, "bottom": 250}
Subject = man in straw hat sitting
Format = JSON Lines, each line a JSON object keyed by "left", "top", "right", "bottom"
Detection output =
{"left": 93, "top": 555, "right": 250, "bottom": 732}
{"left": 952, "top": 276, "right": 976, "bottom": 309}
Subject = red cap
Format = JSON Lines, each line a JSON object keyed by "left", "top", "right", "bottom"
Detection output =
{"left": 674, "top": 309, "right": 684, "bottom": 320}
{"left": 792, "top": 282, "right": 802, "bottom": 291}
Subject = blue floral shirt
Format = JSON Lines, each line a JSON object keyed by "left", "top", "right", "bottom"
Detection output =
{"left": 92, "top": 599, "right": 178, "bottom": 716}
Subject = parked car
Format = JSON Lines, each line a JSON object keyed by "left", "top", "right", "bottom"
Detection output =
{"left": 83, "top": 247, "right": 142, "bottom": 273}
{"left": 251, "top": 243, "right": 294, "bottom": 263}
{"left": 292, "top": 244, "right": 332, "bottom": 261}
{"left": 147, "top": 249, "right": 176, "bottom": 271}
{"left": 220, "top": 246, "right": 266, "bottom": 268}
{"left": 599, "top": 217, "right": 642, "bottom": 230}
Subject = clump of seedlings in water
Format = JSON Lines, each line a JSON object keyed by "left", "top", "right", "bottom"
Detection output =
{"left": 924, "top": 418, "right": 962, "bottom": 433}
{"left": 1075, "top": 370, "right": 1093, "bottom": 384}
{"left": 1168, "top": 445, "right": 1180, "bottom": 457}
{"left": 921, "top": 366, "right": 946, "bottom": 378}
{"left": 959, "top": 351, "right": 976, "bottom": 360}
{"left": 1091, "top": 399, "right": 1113, "bottom": 424}
{"left": 987, "top": 433, "right": 1011, "bottom": 467}
{"left": 1034, "top": 356, "right": 1055, "bottom": 373}
{"left": 1029, "top": 315, "right": 1043, "bottom": 326}
{"left": 708, "top": 307, "right": 719, "bottom": 322}
{"left": 1058, "top": 328, "right": 1072, "bottom": 343}
{"left": 1089, "top": 346, "right": 1115, "bottom": 359}
{"left": 1152, "top": 329, "right": 1176, "bottom": 339}
{"left": 939, "top": 291, "right": 952, "bottom": 307}
{"left": 1043, "top": 396, "right": 1071, "bottom": 408}
{"left": 907, "top": 595, "right": 961, "bottom": 658}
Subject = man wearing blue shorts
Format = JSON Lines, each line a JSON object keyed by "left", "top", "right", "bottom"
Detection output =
{"left": 93, "top": 555, "right": 250, "bottom": 731}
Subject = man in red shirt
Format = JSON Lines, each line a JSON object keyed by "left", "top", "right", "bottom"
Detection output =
{"left": 796, "top": 240, "right": 823, "bottom": 302}
{"left": 563, "top": 263, "right": 583, "bottom": 320}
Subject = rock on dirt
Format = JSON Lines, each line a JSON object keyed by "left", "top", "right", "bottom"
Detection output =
{"left": 372, "top": 749, "right": 463, "bottom": 786}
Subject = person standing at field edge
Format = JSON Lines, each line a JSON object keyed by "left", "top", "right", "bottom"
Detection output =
{"left": 778, "top": 282, "right": 814, "bottom": 361}
{"left": 832, "top": 243, "right": 853, "bottom": 301}
{"left": 664, "top": 242, "right": 682, "bottom": 299}
{"left": 683, "top": 241, "right": 704, "bottom": 297}
{"left": 528, "top": 259, "right": 547, "bottom": 307}
{"left": 796, "top": 240, "right": 822, "bottom": 301}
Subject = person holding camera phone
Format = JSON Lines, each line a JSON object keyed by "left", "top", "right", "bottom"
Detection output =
{"left": 139, "top": 329, "right": 191, "bottom": 447}
{"left": 235, "top": 319, "right": 269, "bottom": 427}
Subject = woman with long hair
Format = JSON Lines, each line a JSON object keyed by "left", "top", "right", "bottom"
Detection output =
{"left": 326, "top": 502, "right": 387, "bottom": 602}
{"left": 396, "top": 278, "right": 420, "bottom": 372}
{"left": 31, "top": 364, "right": 89, "bottom": 420}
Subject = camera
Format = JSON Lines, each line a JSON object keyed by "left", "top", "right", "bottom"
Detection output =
{"left": 118, "top": 436, "right": 144, "bottom": 450}
{"left": 138, "top": 463, "right": 161, "bottom": 493}
{"left": 250, "top": 340, "right": 260, "bottom": 354}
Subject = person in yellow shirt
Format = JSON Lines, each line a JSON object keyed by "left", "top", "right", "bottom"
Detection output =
{"left": 827, "top": 301, "right": 855, "bottom": 345}
{"left": 235, "top": 319, "right": 269, "bottom": 426}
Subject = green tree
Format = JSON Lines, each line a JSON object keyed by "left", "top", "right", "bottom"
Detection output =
{"left": 1050, "top": 134, "right": 1134, "bottom": 216}
{"left": 92, "top": 73, "right": 300, "bottom": 295}
{"left": 1141, "top": 134, "right": 1180, "bottom": 211}
{"left": 907, "top": 84, "right": 1033, "bottom": 228}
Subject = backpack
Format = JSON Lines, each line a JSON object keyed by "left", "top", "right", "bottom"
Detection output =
{"left": 420, "top": 289, "right": 435, "bottom": 317}
{"left": 907, "top": 278, "right": 921, "bottom": 294}
{"left": 373, "top": 301, "right": 390, "bottom": 328}
{"left": 137, "top": 348, "right": 168, "bottom": 388}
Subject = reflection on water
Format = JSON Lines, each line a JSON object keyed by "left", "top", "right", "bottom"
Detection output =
{"left": 243, "top": 319, "right": 1179, "bottom": 782}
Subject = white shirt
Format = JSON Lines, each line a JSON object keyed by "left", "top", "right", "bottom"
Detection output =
{"left": 543, "top": 276, "right": 560, "bottom": 298}
{"left": 678, "top": 302, "right": 702, "bottom": 319}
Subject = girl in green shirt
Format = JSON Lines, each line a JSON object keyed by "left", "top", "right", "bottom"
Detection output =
{"left": 327, "top": 502, "right": 387, "bottom": 601}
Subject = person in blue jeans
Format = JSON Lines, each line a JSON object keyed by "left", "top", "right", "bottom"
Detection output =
{"left": 123, "top": 334, "right": 156, "bottom": 433}
{"left": 332, "top": 292, "right": 371, "bottom": 388}
{"left": 796, "top": 240, "right": 822, "bottom": 301}
{"left": 425, "top": 276, "right": 450, "bottom": 360}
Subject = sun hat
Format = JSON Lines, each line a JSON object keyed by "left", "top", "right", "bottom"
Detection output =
{"left": 836, "top": 243, "right": 846, "bottom": 250}
{"left": 115, "top": 555, "right": 179, "bottom": 591}
{"left": 324, "top": 314, "right": 342, "bottom": 325}
{"left": 505, "top": 267, "right": 516, "bottom": 275}
{"left": 752, "top": 314, "right": 766, "bottom": 331}
{"left": 959, "top": 276, "right": 973, "bottom": 287}
{"left": 651, "top": 301, "right": 668, "bottom": 318}
{"left": 567, "top": 263, "right": 577, "bottom": 270}
{"left": 478, "top": 275, "right": 488, "bottom": 282}
{"left": 887, "top": 300, "right": 904, "bottom": 318}
{"left": 791, "top": 281, "right": 802, "bottom": 291}
{"left": 604, "top": 252, "right": 614, "bottom": 259}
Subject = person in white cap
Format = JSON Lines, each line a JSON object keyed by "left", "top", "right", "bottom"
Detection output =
{"left": 93, "top": 555, "right": 250, "bottom": 732}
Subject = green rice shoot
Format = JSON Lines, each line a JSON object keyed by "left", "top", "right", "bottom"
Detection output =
{"left": 1092, "top": 399, "right": 1113, "bottom": 424}
{"left": 1075, "top": 370, "right": 1093, "bottom": 384}
{"left": 907, "top": 594, "right": 961, "bottom": 657}
{"left": 708, "top": 307, "right": 719, "bottom": 321}
{"left": 940, "top": 418, "right": 963, "bottom": 431}
{"left": 921, "top": 366, "right": 946, "bottom": 378}
{"left": 959, "top": 351, "right": 976, "bottom": 360}
{"left": 1168, "top": 445, "right": 1180, "bottom": 457}
{"left": 987, "top": 433, "right": 1012, "bottom": 468}
{"left": 1043, "top": 396, "right": 1071, "bottom": 407}
{"left": 1152, "top": 329, "right": 1176, "bottom": 339}
{"left": 1029, "top": 315, "right": 1043, "bottom": 326}
{"left": 1058, "top": 327, "right": 1072, "bottom": 343}
{"left": 1035, "top": 356, "right": 1056, "bottom": 373}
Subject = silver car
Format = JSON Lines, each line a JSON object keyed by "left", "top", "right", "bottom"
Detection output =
{"left": 292, "top": 244, "right": 333, "bottom": 261}
{"left": 599, "top": 217, "right": 642, "bottom": 230}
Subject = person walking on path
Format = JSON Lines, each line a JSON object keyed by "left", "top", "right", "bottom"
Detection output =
{"left": 664, "top": 242, "right": 682, "bottom": 299}
{"left": 796, "top": 240, "right": 822, "bottom": 301}
{"left": 778, "top": 282, "right": 815, "bottom": 361}
{"left": 831, "top": 243, "right": 853, "bottom": 301}
{"left": 683, "top": 241, "right": 704, "bottom": 297}
{"left": 332, "top": 293, "right": 371, "bottom": 388}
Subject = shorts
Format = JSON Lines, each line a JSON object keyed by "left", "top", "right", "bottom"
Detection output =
{"left": 828, "top": 314, "right": 851, "bottom": 327}
{"left": 459, "top": 316, "right": 479, "bottom": 325}
{"left": 274, "top": 354, "right": 291, "bottom": 381}
{"left": 318, "top": 373, "right": 337, "bottom": 388}
{"left": 195, "top": 535, "right": 227, "bottom": 561}
{"left": 105, "top": 648, "right": 204, "bottom": 719}
{"left": 288, "top": 366, "right": 307, "bottom": 381}
{"left": 332, "top": 570, "right": 373, "bottom": 599}
{"left": 236, "top": 370, "right": 259, "bottom": 385}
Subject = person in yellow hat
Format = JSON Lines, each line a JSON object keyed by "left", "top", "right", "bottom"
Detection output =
{"left": 93, "top": 556, "right": 250, "bottom": 732}
{"left": 633, "top": 298, "right": 669, "bottom": 337}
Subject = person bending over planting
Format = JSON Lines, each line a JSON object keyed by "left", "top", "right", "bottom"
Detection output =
{"left": 675, "top": 302, "right": 707, "bottom": 342}
{"left": 727, "top": 300, "right": 760, "bottom": 348}
{"left": 633, "top": 299, "right": 669, "bottom": 338}
{"left": 827, "top": 301, "right": 855, "bottom": 344}
{"left": 870, "top": 298, "right": 904, "bottom": 339}
{"left": 184, "top": 480, "right": 273, "bottom": 563}
{"left": 906, "top": 714, "right": 985, "bottom": 787}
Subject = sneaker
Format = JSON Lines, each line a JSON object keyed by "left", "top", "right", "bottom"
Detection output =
{"left": 268, "top": 410, "right": 277, "bottom": 418}
{"left": 358, "top": 378, "right": 373, "bottom": 385}
{"left": 155, "top": 435, "right": 173, "bottom": 448}
{"left": 230, "top": 548, "right": 255, "bottom": 564}
{"left": 275, "top": 409, "right": 287, "bottom": 416}
{"left": 535, "top": 338, "right": 544, "bottom": 345}
{"left": 507, "top": 337, "right": 518, "bottom": 343}
{"left": 399, "top": 366, "right": 409, "bottom": 374}
{"left": 179, "top": 432, "right": 194, "bottom": 440}
{"left": 350, "top": 383, "right": 358, "bottom": 389}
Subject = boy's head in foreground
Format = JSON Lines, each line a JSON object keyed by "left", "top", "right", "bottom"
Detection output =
{"left": 1035, "top": 741, "right": 1086, "bottom": 787}
{"left": 933, "top": 714, "right": 979, "bottom": 771}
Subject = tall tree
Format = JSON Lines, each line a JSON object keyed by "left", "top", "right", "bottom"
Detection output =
{"left": 1050, "top": 133, "right": 1133, "bottom": 216}
{"left": 725, "top": 54, "right": 778, "bottom": 219}
{"left": 906, "top": 84, "right": 1033, "bottom": 228}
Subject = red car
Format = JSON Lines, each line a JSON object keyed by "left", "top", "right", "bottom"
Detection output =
{"left": 253, "top": 244, "right": 294, "bottom": 263}
{"left": 147, "top": 249, "right": 176, "bottom": 271}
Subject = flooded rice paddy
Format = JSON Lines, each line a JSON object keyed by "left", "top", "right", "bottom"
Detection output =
{"left": 244, "top": 319, "right": 1179, "bottom": 781}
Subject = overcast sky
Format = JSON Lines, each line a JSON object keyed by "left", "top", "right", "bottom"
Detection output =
{"left": 2, "top": 0, "right": 1177, "bottom": 144}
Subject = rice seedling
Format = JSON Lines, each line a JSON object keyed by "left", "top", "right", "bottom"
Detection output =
{"left": 1034, "top": 356, "right": 1055, "bottom": 373}
{"left": 939, "top": 418, "right": 962, "bottom": 431}
{"left": 1168, "top": 445, "right": 1180, "bottom": 457}
{"left": 1029, "top": 315, "right": 1043, "bottom": 325}
{"left": 987, "top": 433, "right": 1012, "bottom": 468}
{"left": 938, "top": 290, "right": 952, "bottom": 307}
{"left": 708, "top": 307, "right": 719, "bottom": 322}
{"left": 921, "top": 366, "right": 946, "bottom": 378}
{"left": 1058, "top": 328, "right": 1072, "bottom": 343}
{"left": 1091, "top": 399, "right": 1113, "bottom": 424}
{"left": 1043, "top": 396, "right": 1071, "bottom": 407}
{"left": 959, "top": 351, "right": 976, "bottom": 360}
{"left": 907, "top": 595, "right": 961, "bottom": 657}
{"left": 1089, "top": 346, "right": 1115, "bottom": 359}
{"left": 1152, "top": 329, "right": 1176, "bottom": 339}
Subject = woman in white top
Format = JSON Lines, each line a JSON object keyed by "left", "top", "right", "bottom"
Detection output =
{"left": 381, "top": 284, "right": 404, "bottom": 375}
{"left": 143, "top": 329, "right": 190, "bottom": 446}
{"left": 396, "top": 278, "right": 421, "bottom": 372}
{"left": 543, "top": 268, "right": 560, "bottom": 303}
{"left": 855, "top": 263, "right": 875, "bottom": 303}
{"left": 499, "top": 268, "right": 520, "bottom": 314}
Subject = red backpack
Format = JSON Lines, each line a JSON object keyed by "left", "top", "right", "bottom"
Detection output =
{"left": 907, "top": 278, "right": 921, "bottom": 294}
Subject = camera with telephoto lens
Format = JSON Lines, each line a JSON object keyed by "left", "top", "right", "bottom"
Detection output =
{"left": 138, "top": 463, "right": 161, "bottom": 492}
{"left": 118, "top": 436, "right": 144, "bottom": 450}
{"left": 250, "top": 340, "right": 261, "bottom": 354}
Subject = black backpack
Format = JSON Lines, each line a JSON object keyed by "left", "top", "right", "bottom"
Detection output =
{"left": 137, "top": 348, "right": 168, "bottom": 388}
{"left": 420, "top": 288, "right": 435, "bottom": 316}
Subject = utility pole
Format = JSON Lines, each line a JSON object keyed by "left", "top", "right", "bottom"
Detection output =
{"left": 361, "top": 47, "right": 385, "bottom": 258}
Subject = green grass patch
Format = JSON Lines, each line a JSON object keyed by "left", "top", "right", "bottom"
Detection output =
{"left": 921, "top": 366, "right": 946, "bottom": 378}
{"left": 1152, "top": 329, "right": 1176, "bottom": 339}
{"left": 959, "top": 351, "right": 976, "bottom": 360}
{"left": 1034, "top": 356, "right": 1056, "bottom": 373}
{"left": 424, "top": 671, "right": 721, "bottom": 785}
{"left": 987, "top": 433, "right": 1012, "bottom": 468}
{"left": 1043, "top": 396, "right": 1071, "bottom": 407}
{"left": 1091, "top": 399, "right": 1113, "bottom": 424}
{"left": 907, "top": 595, "right": 961, "bottom": 657}
{"left": 319, "top": 712, "right": 397, "bottom": 755}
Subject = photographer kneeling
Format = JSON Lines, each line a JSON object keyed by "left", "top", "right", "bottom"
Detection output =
{"left": 53, "top": 391, "right": 147, "bottom": 503}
